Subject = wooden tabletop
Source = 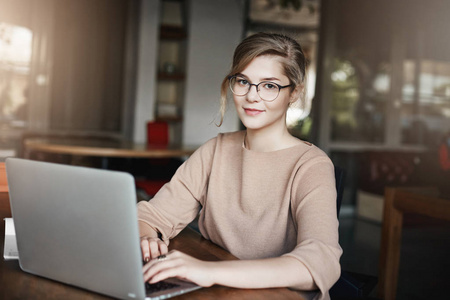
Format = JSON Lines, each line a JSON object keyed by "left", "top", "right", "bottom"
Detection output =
{"left": 0, "top": 192, "right": 306, "bottom": 300}
{"left": 24, "top": 138, "right": 197, "bottom": 159}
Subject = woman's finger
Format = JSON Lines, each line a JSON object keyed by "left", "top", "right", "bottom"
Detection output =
{"left": 142, "top": 253, "right": 174, "bottom": 279}
{"left": 148, "top": 239, "right": 160, "bottom": 260}
{"left": 148, "top": 264, "right": 182, "bottom": 283}
{"left": 140, "top": 238, "right": 150, "bottom": 262}
{"left": 141, "top": 237, "right": 168, "bottom": 262}
{"left": 157, "top": 239, "right": 169, "bottom": 255}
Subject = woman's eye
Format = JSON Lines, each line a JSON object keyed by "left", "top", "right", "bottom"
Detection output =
{"left": 237, "top": 79, "right": 249, "bottom": 86}
{"left": 263, "top": 82, "right": 277, "bottom": 90}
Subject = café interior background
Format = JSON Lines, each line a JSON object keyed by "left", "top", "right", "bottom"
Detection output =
{"left": 1, "top": 1, "right": 450, "bottom": 298}
{"left": 2, "top": 0, "right": 450, "bottom": 204}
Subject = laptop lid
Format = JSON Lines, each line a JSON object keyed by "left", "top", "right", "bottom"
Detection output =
{"left": 6, "top": 158, "right": 146, "bottom": 299}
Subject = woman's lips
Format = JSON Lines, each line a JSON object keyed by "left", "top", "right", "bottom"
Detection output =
{"left": 244, "top": 108, "right": 264, "bottom": 116}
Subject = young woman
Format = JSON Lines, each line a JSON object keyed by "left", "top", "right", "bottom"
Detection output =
{"left": 137, "top": 32, "right": 342, "bottom": 300}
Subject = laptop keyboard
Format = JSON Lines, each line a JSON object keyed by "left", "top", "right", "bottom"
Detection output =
{"left": 145, "top": 281, "right": 180, "bottom": 293}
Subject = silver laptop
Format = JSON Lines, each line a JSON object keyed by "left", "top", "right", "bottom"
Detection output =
{"left": 6, "top": 158, "right": 201, "bottom": 300}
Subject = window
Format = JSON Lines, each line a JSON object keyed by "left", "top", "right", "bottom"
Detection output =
{"left": 401, "top": 59, "right": 450, "bottom": 146}
{"left": 330, "top": 58, "right": 388, "bottom": 143}
{"left": 0, "top": 22, "right": 32, "bottom": 129}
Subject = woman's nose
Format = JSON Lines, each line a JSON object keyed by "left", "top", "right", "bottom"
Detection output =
{"left": 246, "top": 84, "right": 261, "bottom": 102}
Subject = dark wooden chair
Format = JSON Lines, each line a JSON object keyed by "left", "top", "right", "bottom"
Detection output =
{"left": 378, "top": 187, "right": 450, "bottom": 300}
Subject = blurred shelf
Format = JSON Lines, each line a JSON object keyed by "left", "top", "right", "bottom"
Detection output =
{"left": 160, "top": 25, "right": 187, "bottom": 40}
{"left": 155, "top": 1, "right": 188, "bottom": 145}
{"left": 155, "top": 116, "right": 183, "bottom": 123}
{"left": 157, "top": 72, "right": 185, "bottom": 80}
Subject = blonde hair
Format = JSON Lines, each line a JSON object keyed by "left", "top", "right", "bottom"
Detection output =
{"left": 218, "top": 32, "right": 307, "bottom": 126}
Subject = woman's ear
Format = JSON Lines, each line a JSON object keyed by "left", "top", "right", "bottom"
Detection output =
{"left": 289, "top": 85, "right": 303, "bottom": 104}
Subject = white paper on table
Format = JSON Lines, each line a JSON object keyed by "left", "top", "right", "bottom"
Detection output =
{"left": 3, "top": 218, "right": 19, "bottom": 260}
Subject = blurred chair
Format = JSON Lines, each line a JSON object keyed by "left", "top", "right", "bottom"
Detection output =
{"left": 356, "top": 151, "right": 421, "bottom": 223}
{"left": 0, "top": 162, "right": 8, "bottom": 192}
{"left": 378, "top": 187, "right": 450, "bottom": 300}
{"left": 330, "top": 166, "right": 377, "bottom": 299}
{"left": 335, "top": 166, "right": 345, "bottom": 216}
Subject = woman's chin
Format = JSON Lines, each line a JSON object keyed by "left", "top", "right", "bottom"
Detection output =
{"left": 240, "top": 121, "right": 262, "bottom": 130}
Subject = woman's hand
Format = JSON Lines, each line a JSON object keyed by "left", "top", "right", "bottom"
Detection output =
{"left": 140, "top": 236, "right": 168, "bottom": 262}
{"left": 142, "top": 250, "right": 216, "bottom": 287}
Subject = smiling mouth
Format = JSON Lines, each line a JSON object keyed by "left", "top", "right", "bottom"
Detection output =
{"left": 243, "top": 108, "right": 264, "bottom": 116}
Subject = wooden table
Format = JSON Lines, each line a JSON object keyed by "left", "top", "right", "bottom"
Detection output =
{"left": 378, "top": 187, "right": 450, "bottom": 300}
{"left": 24, "top": 138, "right": 196, "bottom": 159}
{"left": 23, "top": 138, "right": 197, "bottom": 169}
{"left": 0, "top": 192, "right": 306, "bottom": 300}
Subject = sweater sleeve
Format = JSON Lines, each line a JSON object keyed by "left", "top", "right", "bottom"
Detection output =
{"left": 137, "top": 137, "right": 216, "bottom": 243}
{"left": 282, "top": 154, "right": 342, "bottom": 299}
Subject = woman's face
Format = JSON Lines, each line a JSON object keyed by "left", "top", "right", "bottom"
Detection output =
{"left": 232, "top": 55, "right": 298, "bottom": 132}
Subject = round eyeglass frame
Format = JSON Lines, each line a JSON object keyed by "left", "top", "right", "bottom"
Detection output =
{"left": 228, "top": 75, "right": 292, "bottom": 102}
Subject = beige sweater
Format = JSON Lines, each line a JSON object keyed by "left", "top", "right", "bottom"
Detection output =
{"left": 137, "top": 131, "right": 342, "bottom": 299}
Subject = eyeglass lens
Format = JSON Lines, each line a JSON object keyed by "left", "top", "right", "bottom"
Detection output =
{"left": 229, "top": 76, "right": 280, "bottom": 101}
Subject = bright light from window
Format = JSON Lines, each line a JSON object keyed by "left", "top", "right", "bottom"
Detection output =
{"left": 0, "top": 22, "right": 33, "bottom": 121}
{"left": 0, "top": 23, "right": 32, "bottom": 66}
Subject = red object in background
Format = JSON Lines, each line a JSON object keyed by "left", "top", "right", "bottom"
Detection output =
{"left": 136, "top": 179, "right": 168, "bottom": 196}
{"left": 147, "top": 121, "right": 169, "bottom": 146}
{"left": 137, "top": 121, "right": 171, "bottom": 197}
{"left": 439, "top": 143, "right": 450, "bottom": 171}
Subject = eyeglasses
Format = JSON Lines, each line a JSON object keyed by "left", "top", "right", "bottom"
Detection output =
{"left": 228, "top": 75, "right": 292, "bottom": 102}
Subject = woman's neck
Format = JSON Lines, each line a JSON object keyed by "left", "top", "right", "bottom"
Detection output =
{"left": 245, "top": 126, "right": 300, "bottom": 152}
